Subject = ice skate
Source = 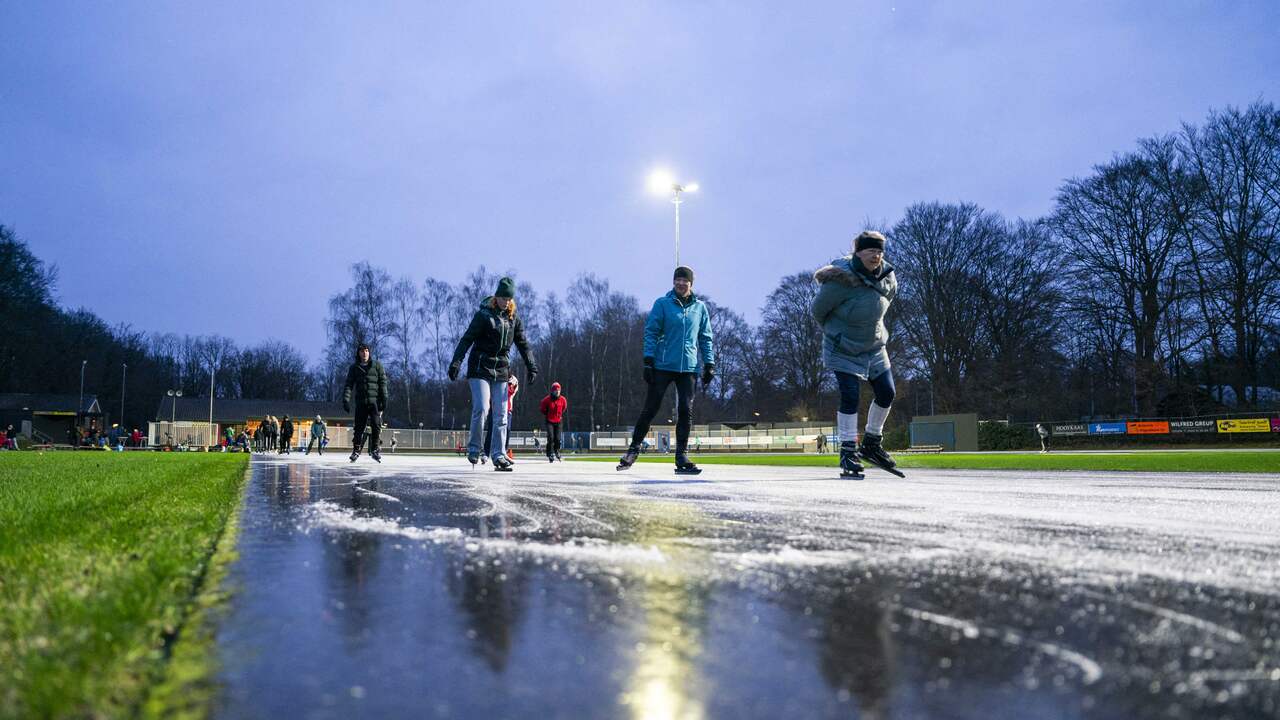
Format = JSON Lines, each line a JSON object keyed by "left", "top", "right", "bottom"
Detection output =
{"left": 370, "top": 448, "right": 382, "bottom": 463}
{"left": 674, "top": 451, "right": 702, "bottom": 475}
{"left": 838, "top": 441, "right": 864, "bottom": 479}
{"left": 858, "top": 433, "right": 904, "bottom": 478}
{"left": 348, "top": 450, "right": 359, "bottom": 463}
{"left": 616, "top": 445, "right": 640, "bottom": 471}
{"left": 547, "top": 454, "right": 555, "bottom": 463}
{"left": 492, "top": 454, "right": 513, "bottom": 472}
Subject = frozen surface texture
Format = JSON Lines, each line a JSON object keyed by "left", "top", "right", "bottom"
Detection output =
{"left": 212, "top": 454, "right": 1280, "bottom": 719}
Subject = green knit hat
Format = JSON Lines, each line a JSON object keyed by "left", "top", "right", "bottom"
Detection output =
{"left": 495, "top": 277, "right": 516, "bottom": 299}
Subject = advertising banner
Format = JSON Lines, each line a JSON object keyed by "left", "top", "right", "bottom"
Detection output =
{"left": 1088, "top": 422, "right": 1126, "bottom": 435}
{"left": 1126, "top": 421, "right": 1169, "bottom": 435}
{"left": 1216, "top": 418, "right": 1272, "bottom": 433}
{"left": 1169, "top": 419, "right": 1217, "bottom": 434}
{"left": 1052, "top": 423, "right": 1087, "bottom": 436}
{"left": 1272, "top": 418, "right": 1280, "bottom": 432}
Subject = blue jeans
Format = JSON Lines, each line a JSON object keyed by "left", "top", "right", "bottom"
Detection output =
{"left": 469, "top": 379, "right": 509, "bottom": 458}
{"left": 835, "top": 369, "right": 896, "bottom": 414}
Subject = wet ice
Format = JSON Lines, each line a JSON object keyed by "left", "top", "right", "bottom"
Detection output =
{"left": 210, "top": 454, "right": 1280, "bottom": 719}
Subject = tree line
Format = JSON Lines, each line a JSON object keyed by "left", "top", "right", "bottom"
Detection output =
{"left": 2, "top": 101, "right": 1277, "bottom": 433}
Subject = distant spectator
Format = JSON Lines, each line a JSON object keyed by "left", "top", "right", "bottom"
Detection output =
{"left": 130, "top": 428, "right": 143, "bottom": 448}
{"left": 278, "top": 415, "right": 294, "bottom": 454}
{"left": 0, "top": 427, "right": 8, "bottom": 450}
{"left": 1036, "top": 423, "right": 1051, "bottom": 453}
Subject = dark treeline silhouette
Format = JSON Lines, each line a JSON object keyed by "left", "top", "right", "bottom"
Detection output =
{"left": 3, "top": 102, "right": 1278, "bottom": 434}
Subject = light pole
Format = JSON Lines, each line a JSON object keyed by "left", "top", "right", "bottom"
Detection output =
{"left": 79, "top": 360, "right": 87, "bottom": 425}
{"left": 120, "top": 363, "right": 127, "bottom": 430}
{"left": 166, "top": 389, "right": 183, "bottom": 445}
{"left": 208, "top": 364, "right": 216, "bottom": 445}
{"left": 648, "top": 169, "right": 698, "bottom": 266}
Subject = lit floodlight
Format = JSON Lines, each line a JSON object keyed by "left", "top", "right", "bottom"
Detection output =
{"left": 683, "top": 182, "right": 699, "bottom": 193}
{"left": 647, "top": 168, "right": 675, "bottom": 195}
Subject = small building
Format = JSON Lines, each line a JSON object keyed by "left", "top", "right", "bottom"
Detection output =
{"left": 909, "top": 413, "right": 979, "bottom": 451}
{"left": 152, "top": 397, "right": 353, "bottom": 446}
{"left": 0, "top": 393, "right": 105, "bottom": 443}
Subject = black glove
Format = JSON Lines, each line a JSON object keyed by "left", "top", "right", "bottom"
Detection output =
{"left": 448, "top": 362, "right": 461, "bottom": 381}
{"left": 527, "top": 366, "right": 538, "bottom": 384}
{"left": 642, "top": 357, "right": 655, "bottom": 385}
{"left": 701, "top": 363, "right": 715, "bottom": 388}
{"left": 343, "top": 400, "right": 350, "bottom": 413}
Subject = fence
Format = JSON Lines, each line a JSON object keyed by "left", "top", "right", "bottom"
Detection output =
{"left": 148, "top": 421, "right": 838, "bottom": 453}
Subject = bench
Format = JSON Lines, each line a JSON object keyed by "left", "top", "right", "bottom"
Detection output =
{"left": 901, "top": 444, "right": 944, "bottom": 454}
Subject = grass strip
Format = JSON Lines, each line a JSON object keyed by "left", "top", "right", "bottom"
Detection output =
{"left": 571, "top": 451, "right": 1280, "bottom": 473}
{"left": 0, "top": 452, "right": 249, "bottom": 719}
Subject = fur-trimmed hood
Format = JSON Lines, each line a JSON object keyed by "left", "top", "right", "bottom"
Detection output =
{"left": 814, "top": 256, "right": 894, "bottom": 286}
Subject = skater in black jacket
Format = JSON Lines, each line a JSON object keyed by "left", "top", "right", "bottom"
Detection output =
{"left": 343, "top": 343, "right": 389, "bottom": 462}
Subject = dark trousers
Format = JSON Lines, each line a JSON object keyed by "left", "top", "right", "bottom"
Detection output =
{"left": 279, "top": 434, "right": 292, "bottom": 453}
{"left": 630, "top": 370, "right": 696, "bottom": 452}
{"left": 353, "top": 404, "right": 382, "bottom": 453}
{"left": 546, "top": 421, "right": 561, "bottom": 455}
{"left": 307, "top": 435, "right": 324, "bottom": 455}
{"left": 834, "top": 370, "right": 896, "bottom": 414}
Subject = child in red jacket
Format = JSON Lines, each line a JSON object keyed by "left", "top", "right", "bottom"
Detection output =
{"left": 539, "top": 382, "right": 567, "bottom": 462}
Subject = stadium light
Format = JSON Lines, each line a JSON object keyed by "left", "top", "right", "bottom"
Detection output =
{"left": 647, "top": 168, "right": 699, "bottom": 266}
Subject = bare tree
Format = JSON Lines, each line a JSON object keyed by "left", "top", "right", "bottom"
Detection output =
{"left": 388, "top": 278, "right": 420, "bottom": 423}
{"left": 419, "top": 277, "right": 456, "bottom": 427}
{"left": 891, "top": 202, "right": 998, "bottom": 413}
{"left": 1180, "top": 102, "right": 1280, "bottom": 407}
{"left": 760, "top": 272, "right": 826, "bottom": 415}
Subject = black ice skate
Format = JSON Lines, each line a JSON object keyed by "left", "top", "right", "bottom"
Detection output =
{"left": 492, "top": 454, "right": 513, "bottom": 472}
{"left": 674, "top": 451, "right": 702, "bottom": 475}
{"left": 839, "top": 441, "right": 864, "bottom": 479}
{"left": 370, "top": 449, "right": 382, "bottom": 463}
{"left": 348, "top": 450, "right": 360, "bottom": 463}
{"left": 467, "top": 451, "right": 480, "bottom": 466}
{"left": 616, "top": 445, "right": 640, "bottom": 471}
{"left": 858, "top": 433, "right": 904, "bottom": 478}
{"left": 547, "top": 453, "right": 555, "bottom": 463}
{"left": 554, "top": 452, "right": 562, "bottom": 462}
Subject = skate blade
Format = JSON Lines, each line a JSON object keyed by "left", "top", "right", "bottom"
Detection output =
{"left": 674, "top": 468, "right": 703, "bottom": 475}
{"left": 840, "top": 471, "right": 865, "bottom": 480}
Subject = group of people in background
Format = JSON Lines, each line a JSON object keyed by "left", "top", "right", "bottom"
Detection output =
{"left": 251, "top": 415, "right": 295, "bottom": 454}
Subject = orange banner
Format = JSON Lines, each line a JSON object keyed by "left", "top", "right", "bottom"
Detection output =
{"left": 1126, "top": 421, "right": 1170, "bottom": 435}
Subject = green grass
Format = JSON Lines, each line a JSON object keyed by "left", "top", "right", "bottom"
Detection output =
{"left": 0, "top": 452, "right": 249, "bottom": 720}
{"left": 572, "top": 450, "right": 1280, "bottom": 474}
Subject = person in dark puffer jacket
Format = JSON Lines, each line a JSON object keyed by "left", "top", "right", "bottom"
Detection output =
{"left": 449, "top": 277, "right": 538, "bottom": 470}
{"left": 343, "top": 343, "right": 389, "bottom": 462}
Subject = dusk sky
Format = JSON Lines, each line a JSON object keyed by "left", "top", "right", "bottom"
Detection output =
{"left": 3, "top": 1, "right": 1278, "bottom": 360}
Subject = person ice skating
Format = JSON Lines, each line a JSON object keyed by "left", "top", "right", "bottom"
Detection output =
{"left": 307, "top": 415, "right": 327, "bottom": 455}
{"left": 540, "top": 382, "right": 567, "bottom": 462}
{"left": 449, "top": 277, "right": 538, "bottom": 471}
{"left": 278, "top": 415, "right": 294, "bottom": 454}
{"left": 812, "top": 230, "right": 902, "bottom": 478}
{"left": 1036, "top": 423, "right": 1051, "bottom": 453}
{"left": 343, "top": 343, "right": 389, "bottom": 463}
{"left": 816, "top": 432, "right": 828, "bottom": 454}
{"left": 616, "top": 266, "right": 715, "bottom": 475}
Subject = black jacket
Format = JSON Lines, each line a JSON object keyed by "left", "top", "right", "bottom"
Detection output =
{"left": 451, "top": 298, "right": 538, "bottom": 382}
{"left": 343, "top": 360, "right": 389, "bottom": 408}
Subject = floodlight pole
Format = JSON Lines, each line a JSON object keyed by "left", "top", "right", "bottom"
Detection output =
{"left": 672, "top": 187, "right": 683, "bottom": 266}
{"left": 120, "top": 363, "right": 127, "bottom": 429}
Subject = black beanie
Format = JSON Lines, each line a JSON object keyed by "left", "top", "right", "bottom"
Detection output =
{"left": 495, "top": 277, "right": 516, "bottom": 298}
{"left": 673, "top": 266, "right": 694, "bottom": 283}
{"left": 854, "top": 231, "right": 886, "bottom": 253}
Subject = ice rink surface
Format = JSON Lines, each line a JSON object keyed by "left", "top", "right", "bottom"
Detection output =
{"left": 211, "top": 453, "right": 1280, "bottom": 719}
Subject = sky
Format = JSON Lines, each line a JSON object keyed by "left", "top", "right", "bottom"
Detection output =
{"left": 3, "top": 0, "right": 1278, "bottom": 360}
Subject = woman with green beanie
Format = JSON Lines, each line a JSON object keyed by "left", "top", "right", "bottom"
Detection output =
{"left": 449, "top": 276, "right": 539, "bottom": 471}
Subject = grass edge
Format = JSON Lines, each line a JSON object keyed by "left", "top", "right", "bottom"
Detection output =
{"left": 139, "top": 460, "right": 252, "bottom": 720}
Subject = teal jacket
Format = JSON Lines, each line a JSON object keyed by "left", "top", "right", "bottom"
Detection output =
{"left": 643, "top": 290, "right": 715, "bottom": 373}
